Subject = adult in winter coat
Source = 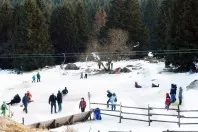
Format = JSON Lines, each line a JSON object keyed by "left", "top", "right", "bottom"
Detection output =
{"left": 37, "top": 72, "right": 41, "bottom": 82}
{"left": 32, "top": 75, "right": 36, "bottom": 83}
{"left": 57, "top": 91, "right": 63, "bottom": 112}
{"left": 22, "top": 94, "right": 29, "bottom": 113}
{"left": 49, "top": 93, "right": 57, "bottom": 114}
{"left": 1, "top": 102, "right": 8, "bottom": 116}
{"left": 170, "top": 84, "right": 177, "bottom": 95}
{"left": 79, "top": 98, "right": 86, "bottom": 112}
{"left": 165, "top": 93, "right": 171, "bottom": 110}
{"left": 7, "top": 94, "right": 21, "bottom": 106}
{"left": 110, "top": 93, "right": 117, "bottom": 111}
{"left": 178, "top": 87, "right": 183, "bottom": 105}
{"left": 107, "top": 90, "right": 112, "bottom": 108}
{"left": 135, "top": 82, "right": 142, "bottom": 88}
{"left": 62, "top": 87, "right": 68, "bottom": 95}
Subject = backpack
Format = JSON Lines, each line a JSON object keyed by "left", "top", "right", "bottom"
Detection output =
{"left": 114, "top": 97, "right": 117, "bottom": 102}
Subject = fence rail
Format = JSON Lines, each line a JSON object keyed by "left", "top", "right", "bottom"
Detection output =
{"left": 90, "top": 102, "right": 198, "bottom": 127}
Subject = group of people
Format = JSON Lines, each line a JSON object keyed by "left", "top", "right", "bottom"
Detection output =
{"left": 80, "top": 72, "right": 88, "bottom": 79}
{"left": 106, "top": 90, "right": 117, "bottom": 111}
{"left": 134, "top": 81, "right": 159, "bottom": 88}
{"left": 165, "top": 84, "right": 183, "bottom": 110}
{"left": 32, "top": 72, "right": 41, "bottom": 83}
{"left": 49, "top": 87, "right": 86, "bottom": 114}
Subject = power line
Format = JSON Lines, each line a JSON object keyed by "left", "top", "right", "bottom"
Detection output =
{"left": 1, "top": 49, "right": 198, "bottom": 58}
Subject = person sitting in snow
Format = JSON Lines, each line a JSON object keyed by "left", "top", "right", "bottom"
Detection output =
{"left": 135, "top": 81, "right": 142, "bottom": 88}
{"left": 32, "top": 75, "right": 36, "bottom": 83}
{"left": 7, "top": 94, "right": 21, "bottom": 106}
{"left": 1, "top": 102, "right": 8, "bottom": 116}
{"left": 107, "top": 90, "right": 112, "bottom": 108}
{"left": 152, "top": 83, "right": 159, "bottom": 88}
{"left": 110, "top": 93, "right": 117, "bottom": 111}
{"left": 62, "top": 87, "right": 68, "bottom": 95}
{"left": 165, "top": 93, "right": 171, "bottom": 110}
{"left": 178, "top": 87, "right": 183, "bottom": 105}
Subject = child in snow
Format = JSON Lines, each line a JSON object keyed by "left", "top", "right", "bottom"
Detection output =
{"left": 62, "top": 87, "right": 68, "bottom": 95}
{"left": 26, "top": 91, "right": 32, "bottom": 102}
{"left": 79, "top": 98, "right": 86, "bottom": 112}
{"left": 80, "top": 72, "right": 83, "bottom": 79}
{"left": 178, "top": 87, "right": 183, "bottom": 105}
{"left": 165, "top": 93, "right": 171, "bottom": 110}
{"left": 1, "top": 102, "right": 8, "bottom": 116}
{"left": 37, "top": 72, "right": 41, "bottom": 82}
{"left": 110, "top": 93, "right": 117, "bottom": 111}
{"left": 84, "top": 73, "right": 87, "bottom": 79}
{"left": 135, "top": 82, "right": 142, "bottom": 88}
{"left": 32, "top": 75, "right": 36, "bottom": 83}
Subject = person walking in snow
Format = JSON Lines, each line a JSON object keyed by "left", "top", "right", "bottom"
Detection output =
{"left": 36, "top": 72, "right": 41, "bottom": 82}
{"left": 110, "top": 93, "right": 117, "bottom": 111}
{"left": 49, "top": 93, "right": 57, "bottom": 114}
{"left": 79, "top": 98, "right": 86, "bottom": 112}
{"left": 32, "top": 75, "right": 36, "bottom": 83}
{"left": 178, "top": 87, "right": 183, "bottom": 105}
{"left": 57, "top": 91, "right": 63, "bottom": 112}
{"left": 165, "top": 93, "right": 171, "bottom": 110}
{"left": 22, "top": 94, "right": 29, "bottom": 113}
{"left": 80, "top": 72, "right": 83, "bottom": 79}
{"left": 84, "top": 73, "right": 87, "bottom": 79}
{"left": 1, "top": 102, "right": 8, "bottom": 116}
{"left": 170, "top": 84, "right": 177, "bottom": 103}
{"left": 107, "top": 90, "right": 112, "bottom": 108}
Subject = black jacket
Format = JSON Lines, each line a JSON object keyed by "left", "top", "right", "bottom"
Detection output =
{"left": 14, "top": 94, "right": 21, "bottom": 103}
{"left": 49, "top": 94, "right": 57, "bottom": 104}
{"left": 107, "top": 92, "right": 112, "bottom": 98}
{"left": 57, "top": 92, "right": 62, "bottom": 104}
{"left": 62, "top": 88, "right": 68, "bottom": 95}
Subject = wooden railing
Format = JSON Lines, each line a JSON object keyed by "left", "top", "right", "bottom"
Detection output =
{"left": 91, "top": 102, "right": 198, "bottom": 127}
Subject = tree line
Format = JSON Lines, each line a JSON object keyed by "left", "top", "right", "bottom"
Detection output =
{"left": 0, "top": 0, "right": 197, "bottom": 71}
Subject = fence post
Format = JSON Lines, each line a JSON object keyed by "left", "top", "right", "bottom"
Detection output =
{"left": 88, "top": 92, "right": 91, "bottom": 120}
{"left": 148, "top": 104, "right": 151, "bottom": 126}
{"left": 22, "top": 117, "right": 24, "bottom": 125}
{"left": 177, "top": 105, "right": 180, "bottom": 127}
{"left": 119, "top": 102, "right": 122, "bottom": 123}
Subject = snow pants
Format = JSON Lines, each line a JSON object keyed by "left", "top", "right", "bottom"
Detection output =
{"left": 51, "top": 103, "right": 56, "bottom": 114}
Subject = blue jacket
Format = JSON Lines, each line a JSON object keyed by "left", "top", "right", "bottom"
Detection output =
{"left": 22, "top": 95, "right": 29, "bottom": 105}
{"left": 170, "top": 87, "right": 177, "bottom": 95}
{"left": 110, "top": 95, "right": 117, "bottom": 105}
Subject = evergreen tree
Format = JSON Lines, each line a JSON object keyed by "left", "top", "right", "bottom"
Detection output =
{"left": 0, "top": 0, "right": 13, "bottom": 69}
{"left": 75, "top": 1, "right": 90, "bottom": 52}
{"left": 50, "top": 5, "right": 79, "bottom": 63}
{"left": 13, "top": 0, "right": 54, "bottom": 71}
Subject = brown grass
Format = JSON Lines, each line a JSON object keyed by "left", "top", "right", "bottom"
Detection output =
{"left": 0, "top": 117, "right": 48, "bottom": 132}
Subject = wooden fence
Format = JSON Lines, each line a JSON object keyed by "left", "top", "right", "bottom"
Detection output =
{"left": 91, "top": 102, "right": 198, "bottom": 127}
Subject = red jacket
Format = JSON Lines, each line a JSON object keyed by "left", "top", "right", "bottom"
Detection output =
{"left": 165, "top": 93, "right": 171, "bottom": 105}
{"left": 79, "top": 100, "right": 86, "bottom": 109}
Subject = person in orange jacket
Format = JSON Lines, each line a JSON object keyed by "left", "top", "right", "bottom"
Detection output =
{"left": 26, "top": 91, "right": 32, "bottom": 102}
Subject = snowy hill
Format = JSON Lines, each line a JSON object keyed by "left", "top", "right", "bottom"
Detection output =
{"left": 1, "top": 60, "right": 198, "bottom": 132}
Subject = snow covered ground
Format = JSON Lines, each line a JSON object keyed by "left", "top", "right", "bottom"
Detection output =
{"left": 0, "top": 59, "right": 198, "bottom": 132}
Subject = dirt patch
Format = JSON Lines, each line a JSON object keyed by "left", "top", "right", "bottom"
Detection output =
{"left": 0, "top": 117, "right": 48, "bottom": 132}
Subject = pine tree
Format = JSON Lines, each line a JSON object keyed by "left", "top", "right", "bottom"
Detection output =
{"left": 0, "top": 0, "right": 13, "bottom": 69}
{"left": 13, "top": 0, "right": 54, "bottom": 71}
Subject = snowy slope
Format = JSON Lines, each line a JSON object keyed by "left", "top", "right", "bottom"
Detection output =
{"left": 0, "top": 60, "right": 198, "bottom": 132}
